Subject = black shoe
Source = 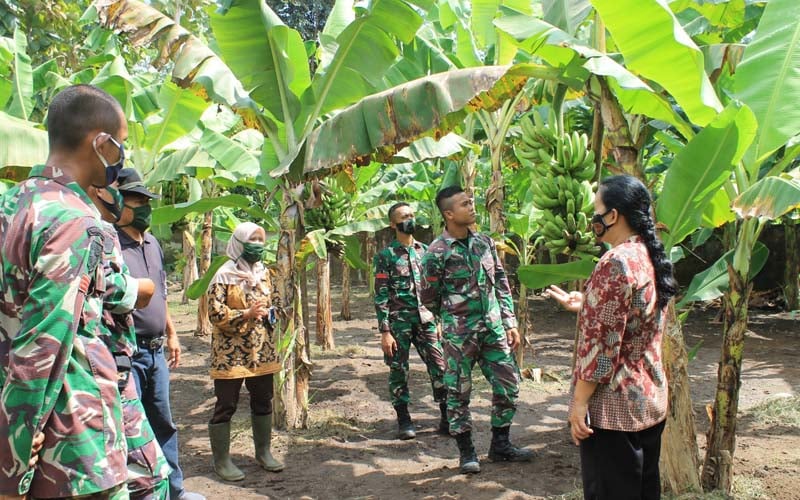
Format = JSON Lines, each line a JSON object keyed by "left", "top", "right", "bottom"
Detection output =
{"left": 394, "top": 403, "right": 416, "bottom": 440}
{"left": 455, "top": 432, "right": 480, "bottom": 474}
{"left": 487, "top": 426, "right": 534, "bottom": 462}
{"left": 437, "top": 400, "right": 450, "bottom": 436}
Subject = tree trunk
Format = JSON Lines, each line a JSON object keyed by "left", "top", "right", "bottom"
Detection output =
{"left": 784, "top": 220, "right": 799, "bottom": 310}
{"left": 660, "top": 302, "right": 701, "bottom": 494}
{"left": 194, "top": 211, "right": 213, "bottom": 337}
{"left": 596, "top": 76, "right": 640, "bottom": 175}
{"left": 273, "top": 188, "right": 312, "bottom": 429}
{"left": 461, "top": 151, "right": 478, "bottom": 198}
{"left": 316, "top": 254, "right": 334, "bottom": 350}
{"left": 181, "top": 229, "right": 198, "bottom": 305}
{"left": 701, "top": 266, "right": 751, "bottom": 493}
{"left": 341, "top": 262, "right": 352, "bottom": 320}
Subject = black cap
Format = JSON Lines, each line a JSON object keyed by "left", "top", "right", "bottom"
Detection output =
{"left": 117, "top": 168, "right": 160, "bottom": 199}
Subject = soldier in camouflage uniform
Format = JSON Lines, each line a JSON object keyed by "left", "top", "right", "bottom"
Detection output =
{"left": 420, "top": 186, "right": 533, "bottom": 474}
{"left": 0, "top": 85, "right": 130, "bottom": 498}
{"left": 374, "top": 202, "right": 447, "bottom": 440}
{"left": 90, "top": 185, "right": 172, "bottom": 500}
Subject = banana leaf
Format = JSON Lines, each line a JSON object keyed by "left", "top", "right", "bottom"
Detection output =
{"left": 734, "top": 0, "right": 800, "bottom": 165}
{"left": 677, "top": 242, "right": 769, "bottom": 307}
{"left": 0, "top": 110, "right": 47, "bottom": 167}
{"left": 186, "top": 255, "right": 229, "bottom": 300}
{"left": 732, "top": 176, "right": 800, "bottom": 220}
{"left": 591, "top": 0, "right": 722, "bottom": 126}
{"left": 657, "top": 102, "right": 757, "bottom": 250}
{"left": 517, "top": 258, "right": 596, "bottom": 290}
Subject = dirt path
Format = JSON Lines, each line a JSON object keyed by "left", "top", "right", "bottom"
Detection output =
{"left": 165, "top": 288, "right": 799, "bottom": 500}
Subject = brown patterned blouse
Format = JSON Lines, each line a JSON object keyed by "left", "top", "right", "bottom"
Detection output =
{"left": 573, "top": 236, "right": 668, "bottom": 432}
{"left": 207, "top": 274, "right": 281, "bottom": 380}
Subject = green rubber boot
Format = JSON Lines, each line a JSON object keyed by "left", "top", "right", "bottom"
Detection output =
{"left": 208, "top": 422, "right": 245, "bottom": 481}
{"left": 252, "top": 415, "right": 284, "bottom": 472}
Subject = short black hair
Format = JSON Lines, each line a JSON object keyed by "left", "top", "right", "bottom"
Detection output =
{"left": 388, "top": 202, "right": 410, "bottom": 222}
{"left": 435, "top": 185, "right": 464, "bottom": 215}
{"left": 47, "top": 84, "right": 123, "bottom": 151}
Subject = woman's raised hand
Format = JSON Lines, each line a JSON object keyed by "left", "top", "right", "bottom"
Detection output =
{"left": 245, "top": 300, "right": 269, "bottom": 320}
{"left": 543, "top": 285, "right": 584, "bottom": 313}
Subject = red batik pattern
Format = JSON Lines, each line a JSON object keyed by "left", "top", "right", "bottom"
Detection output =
{"left": 572, "top": 236, "right": 668, "bottom": 432}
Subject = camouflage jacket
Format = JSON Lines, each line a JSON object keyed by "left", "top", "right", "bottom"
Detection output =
{"left": 99, "top": 219, "right": 139, "bottom": 357}
{"left": 420, "top": 230, "right": 518, "bottom": 335}
{"left": 0, "top": 166, "right": 127, "bottom": 497}
{"left": 374, "top": 239, "right": 435, "bottom": 332}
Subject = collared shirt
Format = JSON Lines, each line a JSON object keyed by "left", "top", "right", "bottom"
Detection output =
{"left": 118, "top": 229, "right": 168, "bottom": 339}
{"left": 0, "top": 165, "right": 126, "bottom": 497}
{"left": 373, "top": 239, "right": 434, "bottom": 332}
{"left": 420, "top": 230, "right": 517, "bottom": 336}
{"left": 573, "top": 236, "right": 668, "bottom": 432}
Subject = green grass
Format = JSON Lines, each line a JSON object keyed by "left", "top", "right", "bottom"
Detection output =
{"left": 748, "top": 395, "right": 800, "bottom": 428}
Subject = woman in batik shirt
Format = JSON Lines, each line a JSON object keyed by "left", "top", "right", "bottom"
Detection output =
{"left": 546, "top": 175, "right": 678, "bottom": 500}
{"left": 206, "top": 222, "right": 284, "bottom": 482}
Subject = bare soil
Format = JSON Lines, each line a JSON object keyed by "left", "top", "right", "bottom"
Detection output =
{"left": 165, "top": 288, "right": 799, "bottom": 500}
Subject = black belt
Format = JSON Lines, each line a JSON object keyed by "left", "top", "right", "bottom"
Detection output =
{"left": 137, "top": 336, "right": 165, "bottom": 350}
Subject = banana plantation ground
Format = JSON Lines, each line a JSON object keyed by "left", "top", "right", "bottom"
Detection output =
{"left": 166, "top": 286, "right": 799, "bottom": 500}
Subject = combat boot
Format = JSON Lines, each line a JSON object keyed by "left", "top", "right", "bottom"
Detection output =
{"left": 252, "top": 415, "right": 284, "bottom": 472}
{"left": 208, "top": 422, "right": 245, "bottom": 481}
{"left": 487, "top": 426, "right": 534, "bottom": 462}
{"left": 454, "top": 431, "right": 480, "bottom": 474}
{"left": 394, "top": 403, "right": 416, "bottom": 440}
{"left": 437, "top": 400, "right": 449, "bottom": 435}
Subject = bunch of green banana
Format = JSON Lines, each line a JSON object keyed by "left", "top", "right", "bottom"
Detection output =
{"left": 516, "top": 114, "right": 596, "bottom": 181}
{"left": 305, "top": 187, "right": 349, "bottom": 232}
{"left": 555, "top": 131, "right": 596, "bottom": 182}
{"left": 536, "top": 210, "right": 597, "bottom": 255}
{"left": 515, "top": 110, "right": 558, "bottom": 168}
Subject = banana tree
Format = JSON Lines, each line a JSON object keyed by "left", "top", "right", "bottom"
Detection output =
{"left": 98, "top": 0, "right": 566, "bottom": 429}
{"left": 502, "top": 183, "right": 540, "bottom": 366}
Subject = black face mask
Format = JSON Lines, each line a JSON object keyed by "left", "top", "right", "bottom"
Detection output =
{"left": 99, "top": 187, "right": 124, "bottom": 223}
{"left": 396, "top": 218, "right": 416, "bottom": 235}
{"left": 591, "top": 209, "right": 615, "bottom": 237}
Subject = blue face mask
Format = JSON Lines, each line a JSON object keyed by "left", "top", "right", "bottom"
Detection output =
{"left": 92, "top": 134, "right": 125, "bottom": 187}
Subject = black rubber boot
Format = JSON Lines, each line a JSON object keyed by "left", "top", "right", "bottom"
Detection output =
{"left": 394, "top": 403, "right": 416, "bottom": 440}
{"left": 487, "top": 426, "right": 534, "bottom": 462}
{"left": 454, "top": 432, "right": 480, "bottom": 474}
{"left": 437, "top": 400, "right": 449, "bottom": 436}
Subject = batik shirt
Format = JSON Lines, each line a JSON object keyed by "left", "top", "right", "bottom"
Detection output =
{"left": 0, "top": 165, "right": 127, "bottom": 497}
{"left": 574, "top": 235, "right": 668, "bottom": 432}
{"left": 420, "top": 230, "right": 517, "bottom": 335}
{"left": 373, "top": 239, "right": 434, "bottom": 332}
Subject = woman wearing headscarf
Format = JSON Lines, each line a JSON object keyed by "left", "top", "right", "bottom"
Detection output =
{"left": 546, "top": 175, "right": 678, "bottom": 500}
{"left": 206, "top": 222, "right": 284, "bottom": 481}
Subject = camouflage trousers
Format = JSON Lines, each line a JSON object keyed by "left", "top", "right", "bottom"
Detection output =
{"left": 121, "top": 374, "right": 171, "bottom": 500}
{"left": 442, "top": 326, "right": 520, "bottom": 435}
{"left": 385, "top": 314, "right": 446, "bottom": 406}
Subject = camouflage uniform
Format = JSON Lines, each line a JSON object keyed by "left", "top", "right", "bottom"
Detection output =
{"left": 420, "top": 230, "right": 520, "bottom": 435}
{"left": 374, "top": 240, "right": 446, "bottom": 406}
{"left": 98, "top": 220, "right": 171, "bottom": 500}
{"left": 0, "top": 166, "right": 127, "bottom": 498}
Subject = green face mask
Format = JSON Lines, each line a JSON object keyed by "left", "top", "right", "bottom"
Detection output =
{"left": 124, "top": 204, "right": 152, "bottom": 232}
{"left": 240, "top": 241, "right": 265, "bottom": 264}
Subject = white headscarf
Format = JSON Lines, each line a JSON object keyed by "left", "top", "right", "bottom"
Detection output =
{"left": 209, "top": 222, "right": 267, "bottom": 293}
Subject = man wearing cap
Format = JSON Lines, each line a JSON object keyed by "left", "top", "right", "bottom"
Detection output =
{"left": 116, "top": 168, "right": 204, "bottom": 500}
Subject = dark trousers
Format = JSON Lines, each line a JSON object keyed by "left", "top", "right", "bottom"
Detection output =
{"left": 580, "top": 419, "right": 666, "bottom": 500}
{"left": 131, "top": 346, "right": 183, "bottom": 499}
{"left": 210, "top": 374, "right": 275, "bottom": 424}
